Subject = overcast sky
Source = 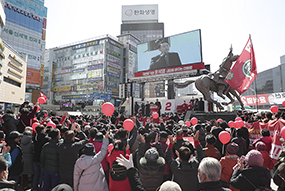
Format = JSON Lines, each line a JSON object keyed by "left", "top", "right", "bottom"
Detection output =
{"left": 44, "top": 0, "right": 285, "bottom": 73}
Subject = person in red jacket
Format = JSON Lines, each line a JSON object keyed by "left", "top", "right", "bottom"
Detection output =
{"left": 107, "top": 139, "right": 131, "bottom": 191}
{"left": 255, "top": 141, "right": 274, "bottom": 170}
{"left": 220, "top": 142, "right": 240, "bottom": 191}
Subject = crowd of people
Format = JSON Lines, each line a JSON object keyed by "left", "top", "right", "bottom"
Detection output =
{"left": 0, "top": 101, "right": 285, "bottom": 191}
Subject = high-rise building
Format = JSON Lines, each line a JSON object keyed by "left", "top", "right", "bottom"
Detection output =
{"left": 121, "top": 4, "right": 164, "bottom": 43}
{"left": 45, "top": 34, "right": 140, "bottom": 113}
{"left": 0, "top": 0, "right": 27, "bottom": 112}
{"left": 2, "top": 0, "right": 47, "bottom": 94}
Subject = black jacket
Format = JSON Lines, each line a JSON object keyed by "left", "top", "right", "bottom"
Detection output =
{"left": 33, "top": 133, "right": 50, "bottom": 163}
{"left": 230, "top": 166, "right": 271, "bottom": 191}
{"left": 2, "top": 114, "right": 19, "bottom": 135}
{"left": 166, "top": 141, "right": 205, "bottom": 191}
{"left": 0, "top": 179, "right": 16, "bottom": 190}
{"left": 58, "top": 132, "right": 87, "bottom": 180}
{"left": 7, "top": 141, "right": 23, "bottom": 176}
{"left": 126, "top": 167, "right": 145, "bottom": 191}
{"left": 150, "top": 52, "right": 182, "bottom": 70}
{"left": 198, "top": 181, "right": 231, "bottom": 191}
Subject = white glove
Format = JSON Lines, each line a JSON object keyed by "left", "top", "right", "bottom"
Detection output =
{"left": 116, "top": 154, "right": 134, "bottom": 170}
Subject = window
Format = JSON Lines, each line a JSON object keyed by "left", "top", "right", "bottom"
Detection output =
{"left": 3, "top": 77, "right": 21, "bottom": 87}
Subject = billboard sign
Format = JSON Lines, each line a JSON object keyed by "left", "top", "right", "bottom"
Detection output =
{"left": 137, "top": 30, "right": 202, "bottom": 73}
{"left": 26, "top": 68, "right": 40, "bottom": 86}
{"left": 241, "top": 92, "right": 285, "bottom": 106}
{"left": 122, "top": 4, "right": 158, "bottom": 22}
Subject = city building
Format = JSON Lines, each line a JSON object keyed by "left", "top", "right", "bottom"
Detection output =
{"left": 45, "top": 34, "right": 140, "bottom": 113}
{"left": 239, "top": 56, "right": 285, "bottom": 110}
{"left": 2, "top": 0, "right": 47, "bottom": 98}
{"left": 121, "top": 4, "right": 164, "bottom": 44}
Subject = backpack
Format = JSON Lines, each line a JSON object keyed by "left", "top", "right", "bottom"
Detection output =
{"left": 110, "top": 160, "right": 127, "bottom": 181}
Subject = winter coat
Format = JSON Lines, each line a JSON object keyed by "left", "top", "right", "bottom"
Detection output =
{"left": 18, "top": 106, "right": 38, "bottom": 133}
{"left": 137, "top": 142, "right": 165, "bottom": 191}
{"left": 166, "top": 140, "right": 205, "bottom": 191}
{"left": 260, "top": 150, "right": 274, "bottom": 170}
{"left": 74, "top": 138, "right": 109, "bottom": 191}
{"left": 126, "top": 167, "right": 145, "bottom": 191}
{"left": 203, "top": 144, "right": 221, "bottom": 160}
{"left": 219, "top": 154, "right": 239, "bottom": 191}
{"left": 88, "top": 139, "right": 109, "bottom": 171}
{"left": 33, "top": 132, "right": 50, "bottom": 163}
{"left": 172, "top": 137, "right": 187, "bottom": 158}
{"left": 260, "top": 136, "right": 273, "bottom": 154}
{"left": 198, "top": 181, "right": 231, "bottom": 191}
{"left": 20, "top": 134, "right": 34, "bottom": 175}
{"left": 2, "top": 114, "right": 19, "bottom": 134}
{"left": 107, "top": 149, "right": 131, "bottom": 191}
{"left": 41, "top": 139, "right": 62, "bottom": 172}
{"left": 230, "top": 166, "right": 271, "bottom": 191}
{"left": 7, "top": 141, "right": 23, "bottom": 176}
{"left": 231, "top": 137, "right": 247, "bottom": 157}
{"left": 0, "top": 179, "right": 16, "bottom": 190}
{"left": 58, "top": 132, "right": 88, "bottom": 181}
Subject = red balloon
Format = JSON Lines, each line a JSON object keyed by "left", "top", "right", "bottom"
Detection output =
{"left": 235, "top": 117, "right": 242, "bottom": 121}
{"left": 217, "top": 118, "right": 223, "bottom": 123}
{"left": 228, "top": 121, "right": 235, "bottom": 128}
{"left": 47, "top": 122, "right": 56, "bottom": 128}
{"left": 283, "top": 101, "right": 285, "bottom": 108}
{"left": 185, "top": 121, "right": 191, "bottom": 127}
{"left": 270, "top": 106, "right": 279, "bottom": 113}
{"left": 123, "top": 119, "right": 134, "bottom": 131}
{"left": 152, "top": 112, "right": 159, "bottom": 119}
{"left": 32, "top": 122, "right": 40, "bottom": 131}
{"left": 235, "top": 120, "right": 244, "bottom": 128}
{"left": 37, "top": 97, "right": 46, "bottom": 104}
{"left": 219, "top": 131, "right": 231, "bottom": 144}
{"left": 108, "top": 144, "right": 114, "bottom": 153}
{"left": 101, "top": 102, "right": 114, "bottom": 116}
{"left": 44, "top": 113, "right": 48, "bottom": 118}
{"left": 281, "top": 126, "right": 285, "bottom": 139}
{"left": 191, "top": 117, "right": 198, "bottom": 126}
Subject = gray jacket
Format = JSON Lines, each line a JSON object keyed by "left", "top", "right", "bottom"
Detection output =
{"left": 73, "top": 138, "right": 109, "bottom": 191}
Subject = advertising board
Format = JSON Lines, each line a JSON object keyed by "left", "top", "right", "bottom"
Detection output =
{"left": 122, "top": 4, "right": 158, "bottom": 22}
{"left": 137, "top": 30, "right": 202, "bottom": 73}
{"left": 26, "top": 67, "right": 40, "bottom": 86}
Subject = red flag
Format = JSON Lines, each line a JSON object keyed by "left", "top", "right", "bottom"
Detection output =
{"left": 40, "top": 92, "right": 48, "bottom": 100}
{"left": 225, "top": 36, "right": 257, "bottom": 94}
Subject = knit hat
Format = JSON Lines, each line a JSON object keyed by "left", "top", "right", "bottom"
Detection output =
{"left": 81, "top": 143, "right": 95, "bottom": 156}
{"left": 255, "top": 141, "right": 266, "bottom": 151}
{"left": 261, "top": 129, "right": 270, "bottom": 137}
{"left": 245, "top": 150, "right": 264, "bottom": 167}
{"left": 95, "top": 132, "right": 104, "bottom": 141}
{"left": 9, "top": 131, "right": 22, "bottom": 139}
{"left": 140, "top": 147, "right": 165, "bottom": 166}
{"left": 226, "top": 142, "right": 239, "bottom": 154}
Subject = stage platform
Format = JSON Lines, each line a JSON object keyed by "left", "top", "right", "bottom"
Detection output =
{"left": 185, "top": 111, "right": 237, "bottom": 122}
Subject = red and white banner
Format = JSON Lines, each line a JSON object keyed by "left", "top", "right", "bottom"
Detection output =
{"left": 134, "top": 62, "right": 204, "bottom": 77}
{"left": 246, "top": 119, "right": 285, "bottom": 163}
{"left": 226, "top": 36, "right": 257, "bottom": 94}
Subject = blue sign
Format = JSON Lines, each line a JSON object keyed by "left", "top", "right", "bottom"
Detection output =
{"left": 72, "top": 68, "right": 85, "bottom": 73}
{"left": 107, "top": 72, "right": 120, "bottom": 79}
{"left": 87, "top": 64, "right": 103, "bottom": 70}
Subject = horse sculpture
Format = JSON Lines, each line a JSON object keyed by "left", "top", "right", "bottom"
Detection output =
{"left": 171, "top": 47, "right": 245, "bottom": 110}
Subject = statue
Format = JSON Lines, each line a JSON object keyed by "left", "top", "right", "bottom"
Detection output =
{"left": 171, "top": 47, "right": 245, "bottom": 110}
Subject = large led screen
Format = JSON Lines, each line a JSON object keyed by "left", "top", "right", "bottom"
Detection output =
{"left": 137, "top": 29, "right": 202, "bottom": 72}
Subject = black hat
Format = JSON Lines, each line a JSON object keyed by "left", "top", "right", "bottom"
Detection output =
{"left": 140, "top": 147, "right": 165, "bottom": 166}
{"left": 9, "top": 131, "right": 22, "bottom": 139}
{"left": 205, "top": 134, "right": 217, "bottom": 145}
{"left": 82, "top": 143, "right": 95, "bottom": 156}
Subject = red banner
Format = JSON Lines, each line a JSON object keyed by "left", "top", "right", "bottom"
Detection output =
{"left": 246, "top": 119, "right": 285, "bottom": 163}
{"left": 226, "top": 36, "right": 257, "bottom": 94}
{"left": 134, "top": 62, "right": 204, "bottom": 77}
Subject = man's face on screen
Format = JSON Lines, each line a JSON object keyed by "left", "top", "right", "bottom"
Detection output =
{"left": 159, "top": 42, "right": 169, "bottom": 53}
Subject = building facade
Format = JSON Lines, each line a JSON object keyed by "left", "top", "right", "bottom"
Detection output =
{"left": 121, "top": 4, "right": 164, "bottom": 44}
{"left": 48, "top": 35, "right": 139, "bottom": 112}
{"left": 2, "top": 0, "right": 47, "bottom": 92}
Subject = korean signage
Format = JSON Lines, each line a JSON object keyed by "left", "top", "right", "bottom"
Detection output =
{"left": 5, "top": 2, "right": 42, "bottom": 22}
{"left": 87, "top": 63, "right": 103, "bottom": 70}
{"left": 108, "top": 39, "right": 121, "bottom": 48}
{"left": 119, "top": 84, "right": 125, "bottom": 98}
{"left": 241, "top": 92, "right": 285, "bottom": 106}
{"left": 26, "top": 68, "right": 40, "bottom": 86}
{"left": 6, "top": 0, "right": 47, "bottom": 17}
{"left": 54, "top": 86, "right": 71, "bottom": 92}
{"left": 134, "top": 62, "right": 205, "bottom": 77}
{"left": 72, "top": 68, "right": 85, "bottom": 73}
{"left": 77, "top": 82, "right": 104, "bottom": 90}
{"left": 122, "top": 4, "right": 158, "bottom": 22}
{"left": 88, "top": 69, "right": 102, "bottom": 78}
{"left": 72, "top": 40, "right": 99, "bottom": 50}
{"left": 107, "top": 54, "right": 120, "bottom": 65}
